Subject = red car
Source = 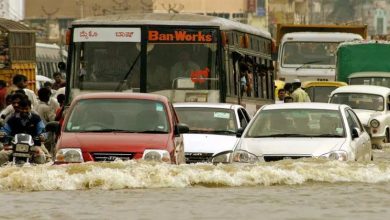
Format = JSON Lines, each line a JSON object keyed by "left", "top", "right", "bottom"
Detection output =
{"left": 47, "top": 93, "right": 188, "bottom": 164}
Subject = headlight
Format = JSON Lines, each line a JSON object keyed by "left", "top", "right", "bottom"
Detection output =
{"left": 55, "top": 148, "right": 84, "bottom": 163}
{"left": 327, "top": 150, "right": 348, "bottom": 161}
{"left": 232, "top": 150, "right": 262, "bottom": 163}
{"left": 370, "top": 119, "right": 380, "bottom": 128}
{"left": 142, "top": 150, "right": 171, "bottom": 163}
{"left": 212, "top": 152, "right": 232, "bottom": 164}
{"left": 15, "top": 144, "right": 30, "bottom": 153}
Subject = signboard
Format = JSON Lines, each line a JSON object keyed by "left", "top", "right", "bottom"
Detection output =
{"left": 74, "top": 28, "right": 141, "bottom": 42}
{"left": 148, "top": 29, "right": 217, "bottom": 43}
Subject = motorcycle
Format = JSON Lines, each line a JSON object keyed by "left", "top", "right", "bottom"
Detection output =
{"left": 3, "top": 133, "right": 40, "bottom": 165}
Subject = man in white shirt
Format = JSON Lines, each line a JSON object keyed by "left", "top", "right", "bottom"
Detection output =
{"left": 8, "top": 74, "right": 38, "bottom": 107}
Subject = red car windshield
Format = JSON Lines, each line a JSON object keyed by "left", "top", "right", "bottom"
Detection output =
{"left": 65, "top": 99, "right": 170, "bottom": 133}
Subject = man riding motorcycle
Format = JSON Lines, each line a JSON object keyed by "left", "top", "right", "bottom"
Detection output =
{"left": 0, "top": 98, "right": 49, "bottom": 165}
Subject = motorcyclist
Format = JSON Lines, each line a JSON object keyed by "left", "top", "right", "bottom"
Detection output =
{"left": 0, "top": 98, "right": 48, "bottom": 165}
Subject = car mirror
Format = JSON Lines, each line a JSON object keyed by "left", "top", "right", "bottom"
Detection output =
{"left": 352, "top": 127, "right": 360, "bottom": 139}
{"left": 46, "top": 121, "right": 60, "bottom": 133}
{"left": 236, "top": 127, "right": 245, "bottom": 138}
{"left": 175, "top": 123, "right": 189, "bottom": 135}
{"left": 211, "top": 150, "right": 233, "bottom": 164}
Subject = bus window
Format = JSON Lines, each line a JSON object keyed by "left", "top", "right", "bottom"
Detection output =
{"left": 74, "top": 42, "right": 140, "bottom": 91}
{"left": 146, "top": 43, "right": 218, "bottom": 93}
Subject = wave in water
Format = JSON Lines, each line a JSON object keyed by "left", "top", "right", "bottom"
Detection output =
{"left": 1, "top": 159, "right": 390, "bottom": 191}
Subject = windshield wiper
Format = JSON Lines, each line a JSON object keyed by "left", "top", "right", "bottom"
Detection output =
{"left": 213, "top": 130, "right": 237, "bottom": 135}
{"left": 312, "top": 134, "right": 344, "bottom": 137}
{"left": 115, "top": 51, "right": 142, "bottom": 91}
{"left": 80, "top": 129, "right": 136, "bottom": 133}
{"left": 296, "top": 60, "right": 324, "bottom": 71}
{"left": 251, "top": 134, "right": 311, "bottom": 138}
{"left": 137, "top": 130, "right": 169, "bottom": 134}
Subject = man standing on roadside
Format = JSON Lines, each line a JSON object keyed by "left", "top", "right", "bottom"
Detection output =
{"left": 291, "top": 79, "right": 311, "bottom": 102}
{"left": 52, "top": 72, "right": 66, "bottom": 90}
{"left": 8, "top": 74, "right": 38, "bottom": 107}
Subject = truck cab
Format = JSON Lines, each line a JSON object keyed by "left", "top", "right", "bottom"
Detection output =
{"left": 277, "top": 32, "right": 362, "bottom": 82}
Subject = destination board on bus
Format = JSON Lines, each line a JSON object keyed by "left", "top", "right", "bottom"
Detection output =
{"left": 74, "top": 28, "right": 141, "bottom": 42}
{"left": 148, "top": 28, "right": 217, "bottom": 43}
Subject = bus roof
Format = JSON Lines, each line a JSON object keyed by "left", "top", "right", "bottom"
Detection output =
{"left": 72, "top": 13, "right": 271, "bottom": 39}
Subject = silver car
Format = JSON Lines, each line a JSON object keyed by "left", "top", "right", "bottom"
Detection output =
{"left": 213, "top": 103, "right": 372, "bottom": 163}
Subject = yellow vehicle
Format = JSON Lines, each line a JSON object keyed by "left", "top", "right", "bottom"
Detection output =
{"left": 302, "top": 81, "right": 347, "bottom": 103}
{"left": 0, "top": 18, "right": 36, "bottom": 91}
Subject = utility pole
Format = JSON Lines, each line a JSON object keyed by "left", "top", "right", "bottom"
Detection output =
{"left": 41, "top": 6, "right": 59, "bottom": 43}
{"left": 76, "top": 0, "right": 85, "bottom": 18}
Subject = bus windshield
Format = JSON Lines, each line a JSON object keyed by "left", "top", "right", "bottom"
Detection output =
{"left": 70, "top": 27, "right": 219, "bottom": 102}
{"left": 72, "top": 42, "right": 141, "bottom": 91}
{"left": 282, "top": 42, "right": 339, "bottom": 67}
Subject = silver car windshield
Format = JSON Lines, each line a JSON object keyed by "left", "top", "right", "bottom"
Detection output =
{"left": 175, "top": 107, "right": 237, "bottom": 135}
{"left": 330, "top": 93, "right": 384, "bottom": 111}
{"left": 65, "top": 99, "right": 169, "bottom": 133}
{"left": 246, "top": 109, "right": 345, "bottom": 138}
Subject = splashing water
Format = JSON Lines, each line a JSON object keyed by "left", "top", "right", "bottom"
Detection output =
{"left": 1, "top": 158, "right": 390, "bottom": 192}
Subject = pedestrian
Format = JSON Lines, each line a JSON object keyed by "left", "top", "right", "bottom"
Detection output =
{"left": 239, "top": 62, "right": 249, "bottom": 96}
{"left": 34, "top": 87, "right": 56, "bottom": 124}
{"left": 52, "top": 72, "right": 66, "bottom": 90}
{"left": 8, "top": 74, "right": 38, "bottom": 107}
{"left": 284, "top": 96, "right": 294, "bottom": 103}
{"left": 283, "top": 83, "right": 293, "bottom": 97}
{"left": 291, "top": 79, "right": 311, "bottom": 102}
{"left": 275, "top": 89, "right": 286, "bottom": 103}
{"left": 0, "top": 80, "right": 7, "bottom": 111}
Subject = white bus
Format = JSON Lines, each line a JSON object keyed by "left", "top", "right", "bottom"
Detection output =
{"left": 63, "top": 13, "right": 275, "bottom": 115}
{"left": 36, "top": 43, "right": 67, "bottom": 78}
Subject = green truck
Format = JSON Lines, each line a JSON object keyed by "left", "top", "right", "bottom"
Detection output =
{"left": 336, "top": 42, "right": 390, "bottom": 85}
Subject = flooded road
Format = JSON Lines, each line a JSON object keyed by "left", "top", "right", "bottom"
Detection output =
{"left": 2, "top": 149, "right": 390, "bottom": 220}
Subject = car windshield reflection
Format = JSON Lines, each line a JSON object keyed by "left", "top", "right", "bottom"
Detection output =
{"left": 330, "top": 93, "right": 384, "bottom": 111}
{"left": 175, "top": 107, "right": 237, "bottom": 135}
{"left": 65, "top": 99, "right": 170, "bottom": 133}
{"left": 246, "top": 109, "right": 345, "bottom": 138}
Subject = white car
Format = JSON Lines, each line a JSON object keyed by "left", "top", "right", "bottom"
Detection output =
{"left": 329, "top": 85, "right": 390, "bottom": 148}
{"left": 174, "top": 103, "right": 251, "bottom": 163}
{"left": 213, "top": 103, "right": 372, "bottom": 163}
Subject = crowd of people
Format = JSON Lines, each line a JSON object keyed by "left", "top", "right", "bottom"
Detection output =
{"left": 0, "top": 72, "right": 66, "bottom": 165}
{"left": 275, "top": 79, "right": 311, "bottom": 103}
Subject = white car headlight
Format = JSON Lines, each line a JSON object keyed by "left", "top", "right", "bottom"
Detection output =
{"left": 142, "top": 150, "right": 171, "bottom": 163}
{"left": 370, "top": 119, "right": 380, "bottom": 128}
{"left": 327, "top": 150, "right": 348, "bottom": 161}
{"left": 232, "top": 150, "right": 263, "bottom": 163}
{"left": 55, "top": 148, "right": 84, "bottom": 163}
{"left": 212, "top": 152, "right": 232, "bottom": 164}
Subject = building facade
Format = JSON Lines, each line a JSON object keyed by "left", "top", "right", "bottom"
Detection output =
{"left": 0, "top": 0, "right": 24, "bottom": 21}
{"left": 24, "top": 0, "right": 269, "bottom": 43}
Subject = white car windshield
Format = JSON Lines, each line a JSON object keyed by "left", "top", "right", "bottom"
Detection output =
{"left": 330, "top": 93, "right": 384, "bottom": 111}
{"left": 246, "top": 109, "right": 345, "bottom": 138}
{"left": 175, "top": 107, "right": 237, "bottom": 135}
{"left": 65, "top": 99, "right": 169, "bottom": 133}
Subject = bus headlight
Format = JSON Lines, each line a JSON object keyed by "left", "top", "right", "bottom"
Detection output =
{"left": 370, "top": 119, "right": 380, "bottom": 128}
{"left": 142, "top": 150, "right": 171, "bottom": 163}
{"left": 55, "top": 148, "right": 84, "bottom": 163}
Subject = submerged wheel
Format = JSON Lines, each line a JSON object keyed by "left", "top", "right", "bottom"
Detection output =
{"left": 386, "top": 129, "right": 390, "bottom": 143}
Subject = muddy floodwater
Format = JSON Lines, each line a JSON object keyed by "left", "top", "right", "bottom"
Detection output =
{"left": 2, "top": 149, "right": 390, "bottom": 220}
